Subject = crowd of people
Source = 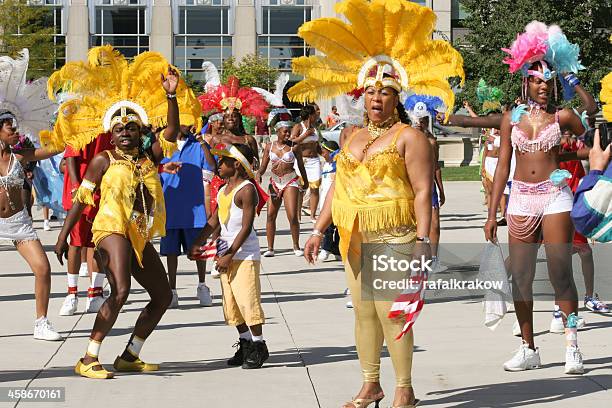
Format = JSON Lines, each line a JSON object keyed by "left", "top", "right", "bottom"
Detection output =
{"left": 1, "top": 1, "right": 611, "bottom": 407}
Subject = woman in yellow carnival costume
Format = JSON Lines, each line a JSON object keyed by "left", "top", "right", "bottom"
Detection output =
{"left": 295, "top": 1, "right": 464, "bottom": 407}
{"left": 50, "top": 45, "right": 201, "bottom": 379}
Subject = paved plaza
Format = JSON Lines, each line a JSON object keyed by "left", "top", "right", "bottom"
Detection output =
{"left": 1, "top": 182, "right": 610, "bottom": 407}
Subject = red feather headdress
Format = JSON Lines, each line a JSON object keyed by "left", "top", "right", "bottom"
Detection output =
{"left": 198, "top": 76, "right": 269, "bottom": 120}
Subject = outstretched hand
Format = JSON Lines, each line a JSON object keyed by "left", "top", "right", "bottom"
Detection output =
{"left": 161, "top": 65, "right": 179, "bottom": 95}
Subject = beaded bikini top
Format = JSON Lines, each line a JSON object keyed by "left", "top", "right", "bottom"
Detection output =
{"left": 0, "top": 153, "right": 25, "bottom": 189}
{"left": 510, "top": 104, "right": 562, "bottom": 153}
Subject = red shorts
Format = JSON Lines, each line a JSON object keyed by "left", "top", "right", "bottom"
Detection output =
{"left": 69, "top": 214, "right": 94, "bottom": 248}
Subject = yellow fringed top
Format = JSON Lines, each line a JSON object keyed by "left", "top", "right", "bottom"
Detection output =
{"left": 76, "top": 150, "right": 167, "bottom": 267}
{"left": 332, "top": 125, "right": 416, "bottom": 256}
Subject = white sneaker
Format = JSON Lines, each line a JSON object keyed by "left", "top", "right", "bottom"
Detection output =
{"left": 503, "top": 342, "right": 541, "bottom": 371}
{"left": 169, "top": 290, "right": 179, "bottom": 309}
{"left": 85, "top": 296, "right": 105, "bottom": 313}
{"left": 512, "top": 320, "right": 522, "bottom": 337}
{"left": 550, "top": 306, "right": 565, "bottom": 333}
{"left": 197, "top": 283, "right": 213, "bottom": 306}
{"left": 33, "top": 317, "right": 62, "bottom": 341}
{"left": 43, "top": 220, "right": 51, "bottom": 231}
{"left": 263, "top": 250, "right": 275, "bottom": 257}
{"left": 564, "top": 345, "right": 584, "bottom": 374}
{"left": 211, "top": 268, "right": 221, "bottom": 279}
{"left": 294, "top": 249, "right": 304, "bottom": 257}
{"left": 317, "top": 250, "right": 329, "bottom": 262}
{"left": 346, "top": 300, "right": 353, "bottom": 309}
{"left": 59, "top": 294, "right": 78, "bottom": 316}
{"left": 78, "top": 262, "right": 89, "bottom": 277}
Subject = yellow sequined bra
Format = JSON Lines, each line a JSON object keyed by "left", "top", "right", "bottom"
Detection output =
{"left": 332, "top": 125, "right": 416, "bottom": 234}
{"left": 74, "top": 150, "right": 168, "bottom": 267}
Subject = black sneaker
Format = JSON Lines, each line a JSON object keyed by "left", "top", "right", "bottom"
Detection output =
{"left": 242, "top": 340, "right": 269, "bottom": 369}
{"left": 227, "top": 338, "right": 251, "bottom": 366}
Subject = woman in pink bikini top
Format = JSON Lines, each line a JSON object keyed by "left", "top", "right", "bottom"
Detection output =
{"left": 484, "top": 21, "right": 595, "bottom": 376}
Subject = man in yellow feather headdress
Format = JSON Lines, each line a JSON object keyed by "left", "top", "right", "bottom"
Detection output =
{"left": 295, "top": 1, "right": 464, "bottom": 407}
{"left": 49, "top": 45, "right": 201, "bottom": 379}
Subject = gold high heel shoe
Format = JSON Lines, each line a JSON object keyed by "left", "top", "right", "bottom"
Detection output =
{"left": 343, "top": 396, "right": 383, "bottom": 408}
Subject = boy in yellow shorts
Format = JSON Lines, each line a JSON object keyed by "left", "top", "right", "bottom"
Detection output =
{"left": 190, "top": 143, "right": 268, "bottom": 369}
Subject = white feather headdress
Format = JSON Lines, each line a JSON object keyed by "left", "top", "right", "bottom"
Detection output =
{"left": 0, "top": 49, "right": 56, "bottom": 141}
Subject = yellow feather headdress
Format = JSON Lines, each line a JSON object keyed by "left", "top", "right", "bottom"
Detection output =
{"left": 44, "top": 45, "right": 202, "bottom": 151}
{"left": 287, "top": 0, "right": 465, "bottom": 118}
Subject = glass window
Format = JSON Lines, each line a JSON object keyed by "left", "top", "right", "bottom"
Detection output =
{"left": 266, "top": 8, "right": 304, "bottom": 34}
{"left": 258, "top": 5, "right": 312, "bottom": 75}
{"left": 91, "top": 6, "right": 149, "bottom": 57}
{"left": 173, "top": 5, "right": 232, "bottom": 82}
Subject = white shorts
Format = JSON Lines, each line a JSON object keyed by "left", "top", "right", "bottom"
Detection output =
{"left": 507, "top": 185, "right": 573, "bottom": 217}
{"left": 0, "top": 208, "right": 39, "bottom": 244}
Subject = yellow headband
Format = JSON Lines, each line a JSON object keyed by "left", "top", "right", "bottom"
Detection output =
{"left": 211, "top": 144, "right": 255, "bottom": 179}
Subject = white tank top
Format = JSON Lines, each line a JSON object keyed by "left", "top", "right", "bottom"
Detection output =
{"left": 218, "top": 180, "right": 260, "bottom": 261}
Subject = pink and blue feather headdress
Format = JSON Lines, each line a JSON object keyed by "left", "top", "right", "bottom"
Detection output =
{"left": 502, "top": 21, "right": 584, "bottom": 99}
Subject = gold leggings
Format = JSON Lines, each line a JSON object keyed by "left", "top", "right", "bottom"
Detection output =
{"left": 344, "top": 226, "right": 416, "bottom": 388}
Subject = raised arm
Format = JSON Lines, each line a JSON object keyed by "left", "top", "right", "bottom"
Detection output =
{"left": 573, "top": 84, "right": 597, "bottom": 116}
{"left": 151, "top": 66, "right": 180, "bottom": 163}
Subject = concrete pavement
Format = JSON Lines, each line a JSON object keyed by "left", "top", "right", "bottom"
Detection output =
{"left": 1, "top": 182, "right": 610, "bottom": 407}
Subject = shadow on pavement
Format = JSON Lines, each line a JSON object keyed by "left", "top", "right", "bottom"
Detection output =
{"left": 420, "top": 375, "right": 611, "bottom": 407}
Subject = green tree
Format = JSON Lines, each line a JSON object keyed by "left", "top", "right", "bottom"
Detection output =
{"left": 457, "top": 0, "right": 612, "bottom": 112}
{"left": 221, "top": 53, "right": 279, "bottom": 89}
{"left": 0, "top": 0, "right": 60, "bottom": 78}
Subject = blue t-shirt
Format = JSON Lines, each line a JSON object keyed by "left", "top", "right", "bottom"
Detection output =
{"left": 161, "top": 134, "right": 212, "bottom": 229}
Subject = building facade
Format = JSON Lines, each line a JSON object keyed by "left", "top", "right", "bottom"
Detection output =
{"left": 43, "top": 0, "right": 459, "bottom": 78}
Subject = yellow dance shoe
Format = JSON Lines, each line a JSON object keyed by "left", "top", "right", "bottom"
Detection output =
{"left": 74, "top": 359, "right": 114, "bottom": 379}
{"left": 113, "top": 356, "right": 160, "bottom": 372}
